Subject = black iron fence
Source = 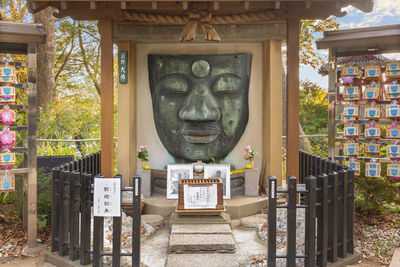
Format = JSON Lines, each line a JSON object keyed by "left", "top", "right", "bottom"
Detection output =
{"left": 51, "top": 152, "right": 142, "bottom": 267}
{"left": 268, "top": 151, "right": 355, "bottom": 267}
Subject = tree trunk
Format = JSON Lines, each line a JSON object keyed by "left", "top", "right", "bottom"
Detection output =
{"left": 33, "top": 7, "right": 57, "bottom": 109}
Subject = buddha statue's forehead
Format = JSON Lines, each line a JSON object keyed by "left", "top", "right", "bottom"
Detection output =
{"left": 149, "top": 53, "right": 250, "bottom": 80}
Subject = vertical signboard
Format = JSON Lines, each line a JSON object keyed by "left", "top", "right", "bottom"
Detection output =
{"left": 119, "top": 51, "right": 128, "bottom": 84}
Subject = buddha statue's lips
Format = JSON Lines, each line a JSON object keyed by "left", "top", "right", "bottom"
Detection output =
{"left": 181, "top": 123, "right": 221, "bottom": 143}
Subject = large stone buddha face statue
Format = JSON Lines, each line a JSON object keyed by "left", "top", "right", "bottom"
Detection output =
{"left": 148, "top": 53, "right": 252, "bottom": 162}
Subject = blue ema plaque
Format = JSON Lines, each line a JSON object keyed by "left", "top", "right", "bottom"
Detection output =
{"left": 119, "top": 51, "right": 128, "bottom": 84}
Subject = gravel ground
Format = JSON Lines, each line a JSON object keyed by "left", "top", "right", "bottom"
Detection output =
{"left": 354, "top": 212, "right": 400, "bottom": 266}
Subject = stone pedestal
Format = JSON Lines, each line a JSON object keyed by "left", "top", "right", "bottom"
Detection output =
{"left": 245, "top": 168, "right": 260, "bottom": 196}
{"left": 137, "top": 169, "right": 151, "bottom": 197}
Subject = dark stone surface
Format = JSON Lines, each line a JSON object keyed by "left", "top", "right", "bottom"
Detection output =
{"left": 148, "top": 53, "right": 252, "bottom": 162}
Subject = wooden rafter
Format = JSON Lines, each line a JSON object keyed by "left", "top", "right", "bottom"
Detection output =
{"left": 27, "top": 0, "right": 373, "bottom": 21}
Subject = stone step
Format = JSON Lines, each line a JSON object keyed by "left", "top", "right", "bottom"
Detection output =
{"left": 171, "top": 224, "right": 232, "bottom": 234}
{"left": 169, "top": 233, "right": 235, "bottom": 253}
{"left": 170, "top": 212, "right": 231, "bottom": 225}
{"left": 166, "top": 254, "right": 239, "bottom": 267}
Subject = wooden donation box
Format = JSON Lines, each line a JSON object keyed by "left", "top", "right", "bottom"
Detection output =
{"left": 177, "top": 179, "right": 225, "bottom": 213}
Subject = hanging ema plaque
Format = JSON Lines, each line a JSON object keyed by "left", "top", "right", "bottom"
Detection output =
{"left": 119, "top": 51, "right": 128, "bottom": 84}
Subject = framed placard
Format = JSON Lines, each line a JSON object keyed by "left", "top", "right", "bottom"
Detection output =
{"left": 204, "top": 164, "right": 230, "bottom": 199}
{"left": 119, "top": 50, "right": 128, "bottom": 84}
{"left": 94, "top": 178, "right": 121, "bottom": 217}
{"left": 183, "top": 184, "right": 218, "bottom": 209}
{"left": 167, "top": 164, "right": 193, "bottom": 199}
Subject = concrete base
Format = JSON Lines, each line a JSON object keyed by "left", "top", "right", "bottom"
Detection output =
{"left": 144, "top": 195, "right": 267, "bottom": 219}
{"left": 166, "top": 254, "right": 239, "bottom": 267}
{"left": 44, "top": 252, "right": 88, "bottom": 267}
{"left": 22, "top": 244, "right": 47, "bottom": 257}
{"left": 327, "top": 253, "right": 361, "bottom": 267}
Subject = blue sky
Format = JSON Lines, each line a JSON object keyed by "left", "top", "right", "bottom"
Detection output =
{"left": 301, "top": 0, "right": 400, "bottom": 89}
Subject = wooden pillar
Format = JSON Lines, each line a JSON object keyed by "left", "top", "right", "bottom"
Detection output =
{"left": 99, "top": 18, "right": 114, "bottom": 177}
{"left": 117, "top": 41, "right": 137, "bottom": 187}
{"left": 262, "top": 40, "right": 283, "bottom": 186}
{"left": 286, "top": 17, "right": 300, "bottom": 180}
{"left": 328, "top": 48, "right": 337, "bottom": 160}
{"left": 27, "top": 43, "right": 38, "bottom": 249}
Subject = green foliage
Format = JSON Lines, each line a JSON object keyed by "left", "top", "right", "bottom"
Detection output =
{"left": 37, "top": 169, "right": 52, "bottom": 228}
{"left": 137, "top": 146, "right": 149, "bottom": 161}
{"left": 37, "top": 94, "right": 101, "bottom": 157}
{"left": 299, "top": 80, "right": 328, "bottom": 135}
{"left": 354, "top": 161, "right": 400, "bottom": 215}
{"left": 300, "top": 18, "right": 339, "bottom": 69}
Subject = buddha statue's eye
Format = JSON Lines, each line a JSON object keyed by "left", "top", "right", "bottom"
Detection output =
{"left": 159, "top": 74, "right": 189, "bottom": 96}
{"left": 211, "top": 74, "right": 241, "bottom": 94}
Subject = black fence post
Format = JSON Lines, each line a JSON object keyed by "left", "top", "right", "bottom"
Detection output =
{"left": 112, "top": 175, "right": 122, "bottom": 267}
{"left": 316, "top": 156, "right": 321, "bottom": 177}
{"left": 58, "top": 169, "right": 69, "bottom": 256}
{"left": 305, "top": 176, "right": 317, "bottom": 267}
{"left": 287, "top": 176, "right": 297, "bottom": 267}
{"left": 51, "top": 167, "right": 60, "bottom": 252}
{"left": 300, "top": 151, "right": 304, "bottom": 183}
{"left": 340, "top": 169, "right": 348, "bottom": 258}
{"left": 132, "top": 176, "right": 141, "bottom": 267}
{"left": 77, "top": 158, "right": 82, "bottom": 173}
{"left": 69, "top": 171, "right": 80, "bottom": 260}
{"left": 268, "top": 176, "right": 277, "bottom": 267}
{"left": 347, "top": 168, "right": 355, "bottom": 254}
{"left": 80, "top": 173, "right": 91, "bottom": 265}
{"left": 316, "top": 174, "right": 328, "bottom": 267}
{"left": 321, "top": 159, "right": 328, "bottom": 175}
{"left": 97, "top": 152, "right": 101, "bottom": 174}
{"left": 328, "top": 171, "right": 338, "bottom": 262}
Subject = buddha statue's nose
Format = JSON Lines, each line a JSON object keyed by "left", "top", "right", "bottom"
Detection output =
{"left": 179, "top": 84, "right": 221, "bottom": 121}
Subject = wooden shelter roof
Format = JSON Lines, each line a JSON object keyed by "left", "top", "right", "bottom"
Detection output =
{"left": 316, "top": 24, "right": 400, "bottom": 57}
{"left": 28, "top": 0, "right": 373, "bottom": 22}
{"left": 0, "top": 21, "right": 46, "bottom": 54}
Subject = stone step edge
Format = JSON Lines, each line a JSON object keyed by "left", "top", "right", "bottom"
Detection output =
{"left": 168, "top": 249, "right": 236, "bottom": 254}
{"left": 171, "top": 224, "right": 232, "bottom": 234}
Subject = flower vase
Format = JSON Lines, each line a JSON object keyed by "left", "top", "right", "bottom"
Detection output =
{"left": 250, "top": 160, "right": 254, "bottom": 168}
{"left": 141, "top": 160, "right": 146, "bottom": 169}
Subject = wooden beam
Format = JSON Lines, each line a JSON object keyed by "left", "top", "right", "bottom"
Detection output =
{"left": 275, "top": 1, "right": 280, "bottom": 9}
{"left": 117, "top": 41, "right": 137, "bottom": 187}
{"left": 152, "top": 1, "right": 157, "bottom": 9}
{"left": 213, "top": 1, "right": 219, "bottom": 10}
{"left": 60, "top": 1, "right": 67, "bottom": 9}
{"left": 244, "top": 0, "right": 250, "bottom": 9}
{"left": 121, "top": 1, "right": 127, "bottom": 9}
{"left": 182, "top": 1, "right": 188, "bottom": 9}
{"left": 306, "top": 0, "right": 311, "bottom": 9}
{"left": 328, "top": 48, "right": 337, "bottom": 161}
{"left": 286, "top": 17, "right": 300, "bottom": 181}
{"left": 31, "top": 1, "right": 37, "bottom": 10}
{"left": 262, "top": 40, "right": 283, "bottom": 186}
{"left": 99, "top": 18, "right": 114, "bottom": 177}
{"left": 89, "top": 1, "right": 96, "bottom": 9}
{"left": 27, "top": 43, "right": 38, "bottom": 250}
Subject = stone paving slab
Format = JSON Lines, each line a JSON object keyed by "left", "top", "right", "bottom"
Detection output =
{"left": 166, "top": 254, "right": 239, "bottom": 267}
{"left": 171, "top": 224, "right": 232, "bottom": 234}
{"left": 170, "top": 212, "right": 231, "bottom": 225}
{"left": 389, "top": 248, "right": 400, "bottom": 267}
{"left": 169, "top": 233, "right": 235, "bottom": 253}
